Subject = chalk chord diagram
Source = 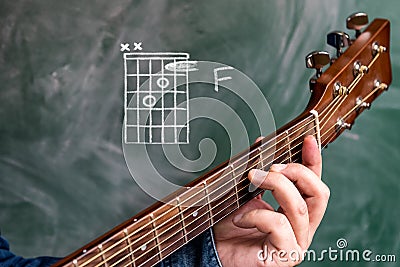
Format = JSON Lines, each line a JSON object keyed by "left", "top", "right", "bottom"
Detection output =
{"left": 123, "top": 53, "right": 190, "bottom": 144}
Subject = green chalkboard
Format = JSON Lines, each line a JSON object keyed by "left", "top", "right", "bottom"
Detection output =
{"left": 0, "top": 1, "right": 399, "bottom": 266}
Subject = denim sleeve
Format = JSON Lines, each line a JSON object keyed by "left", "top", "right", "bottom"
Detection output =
{"left": 0, "top": 236, "right": 61, "bottom": 267}
{"left": 156, "top": 228, "right": 223, "bottom": 267}
{"left": 0, "top": 228, "right": 222, "bottom": 267}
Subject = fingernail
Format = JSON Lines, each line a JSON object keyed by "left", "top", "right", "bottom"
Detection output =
{"left": 249, "top": 169, "right": 268, "bottom": 187}
{"left": 233, "top": 213, "right": 242, "bottom": 223}
{"left": 270, "top": 164, "right": 287, "bottom": 172}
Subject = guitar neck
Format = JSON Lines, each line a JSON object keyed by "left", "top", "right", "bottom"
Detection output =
{"left": 52, "top": 112, "right": 320, "bottom": 267}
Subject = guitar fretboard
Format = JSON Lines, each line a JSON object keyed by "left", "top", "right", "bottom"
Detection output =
{"left": 59, "top": 113, "right": 320, "bottom": 267}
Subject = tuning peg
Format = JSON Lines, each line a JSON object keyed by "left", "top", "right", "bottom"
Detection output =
{"left": 327, "top": 31, "right": 351, "bottom": 58}
{"left": 305, "top": 51, "right": 330, "bottom": 92}
{"left": 336, "top": 118, "right": 352, "bottom": 131}
{"left": 306, "top": 51, "right": 330, "bottom": 77}
{"left": 356, "top": 97, "right": 371, "bottom": 111}
{"left": 346, "top": 12, "right": 369, "bottom": 38}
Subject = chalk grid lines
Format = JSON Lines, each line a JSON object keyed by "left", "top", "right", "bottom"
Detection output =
{"left": 123, "top": 53, "right": 190, "bottom": 144}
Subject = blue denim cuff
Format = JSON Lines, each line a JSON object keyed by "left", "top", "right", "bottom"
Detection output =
{"left": 157, "top": 228, "right": 223, "bottom": 267}
{"left": 0, "top": 235, "right": 61, "bottom": 267}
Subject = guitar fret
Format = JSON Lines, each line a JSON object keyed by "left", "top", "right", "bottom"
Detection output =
{"left": 259, "top": 138, "right": 275, "bottom": 171}
{"left": 257, "top": 146, "right": 265, "bottom": 170}
{"left": 176, "top": 197, "right": 188, "bottom": 243}
{"left": 181, "top": 186, "right": 210, "bottom": 241}
{"left": 97, "top": 244, "right": 108, "bottom": 267}
{"left": 286, "top": 115, "right": 316, "bottom": 164}
{"left": 129, "top": 216, "right": 159, "bottom": 267}
{"left": 152, "top": 202, "right": 184, "bottom": 259}
{"left": 215, "top": 177, "right": 262, "bottom": 224}
{"left": 282, "top": 139, "right": 303, "bottom": 164}
{"left": 123, "top": 229, "right": 135, "bottom": 267}
{"left": 149, "top": 213, "right": 160, "bottom": 260}
{"left": 310, "top": 110, "right": 322, "bottom": 151}
{"left": 285, "top": 130, "right": 292, "bottom": 163}
{"left": 206, "top": 166, "right": 239, "bottom": 222}
{"left": 203, "top": 181, "right": 214, "bottom": 225}
{"left": 230, "top": 164, "right": 240, "bottom": 209}
{"left": 273, "top": 133, "right": 290, "bottom": 164}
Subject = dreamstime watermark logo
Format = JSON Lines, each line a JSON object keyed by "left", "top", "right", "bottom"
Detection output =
{"left": 257, "top": 238, "right": 397, "bottom": 263}
{"left": 121, "top": 55, "right": 276, "bottom": 203}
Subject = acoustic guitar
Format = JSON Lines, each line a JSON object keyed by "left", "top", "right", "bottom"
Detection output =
{"left": 52, "top": 13, "right": 392, "bottom": 267}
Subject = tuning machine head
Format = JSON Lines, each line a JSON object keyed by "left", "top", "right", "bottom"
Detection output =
{"left": 327, "top": 31, "right": 351, "bottom": 58}
{"left": 346, "top": 12, "right": 369, "bottom": 38}
{"left": 305, "top": 51, "right": 330, "bottom": 92}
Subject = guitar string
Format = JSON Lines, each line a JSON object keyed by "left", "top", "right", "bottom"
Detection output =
{"left": 320, "top": 74, "right": 364, "bottom": 130}
{"left": 93, "top": 125, "right": 316, "bottom": 267}
{"left": 96, "top": 83, "right": 382, "bottom": 267}
{"left": 136, "top": 125, "right": 349, "bottom": 267}
{"left": 133, "top": 160, "right": 303, "bottom": 267}
{"left": 85, "top": 124, "right": 317, "bottom": 267}
{"left": 318, "top": 97, "right": 339, "bottom": 118}
{"left": 77, "top": 115, "right": 316, "bottom": 267}
{"left": 320, "top": 69, "right": 365, "bottom": 125}
{"left": 84, "top": 86, "right": 374, "bottom": 267}
{"left": 134, "top": 92, "right": 380, "bottom": 267}
{"left": 317, "top": 47, "right": 385, "bottom": 143}
{"left": 138, "top": 105, "right": 379, "bottom": 267}
{"left": 107, "top": 135, "right": 308, "bottom": 267}
{"left": 119, "top": 147, "right": 306, "bottom": 267}
{"left": 80, "top": 116, "right": 315, "bottom": 266}
{"left": 77, "top": 80, "right": 382, "bottom": 267}
{"left": 313, "top": 84, "right": 385, "bottom": 165}
{"left": 320, "top": 49, "right": 383, "bottom": 130}
{"left": 318, "top": 47, "right": 385, "bottom": 132}
{"left": 76, "top": 49, "right": 385, "bottom": 267}
{"left": 319, "top": 85, "right": 383, "bottom": 142}
{"left": 122, "top": 179, "right": 259, "bottom": 267}
{"left": 312, "top": 47, "right": 380, "bottom": 120}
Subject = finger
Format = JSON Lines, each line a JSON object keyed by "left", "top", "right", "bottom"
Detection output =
{"left": 274, "top": 163, "right": 330, "bottom": 241}
{"left": 233, "top": 208, "right": 299, "bottom": 251}
{"left": 248, "top": 169, "right": 309, "bottom": 249}
{"left": 214, "top": 197, "right": 274, "bottom": 239}
{"left": 302, "top": 135, "right": 322, "bottom": 177}
{"left": 273, "top": 163, "right": 327, "bottom": 198}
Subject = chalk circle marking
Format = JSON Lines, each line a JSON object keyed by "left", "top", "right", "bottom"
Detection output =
{"left": 143, "top": 95, "right": 157, "bottom": 108}
{"left": 156, "top": 77, "right": 170, "bottom": 89}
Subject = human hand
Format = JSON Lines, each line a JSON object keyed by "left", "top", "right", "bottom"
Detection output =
{"left": 213, "top": 135, "right": 330, "bottom": 266}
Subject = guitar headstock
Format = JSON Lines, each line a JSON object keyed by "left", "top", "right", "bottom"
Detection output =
{"left": 305, "top": 13, "right": 392, "bottom": 148}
